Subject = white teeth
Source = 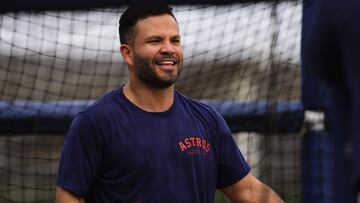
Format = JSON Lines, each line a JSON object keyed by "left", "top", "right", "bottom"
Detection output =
{"left": 159, "top": 61, "right": 174, "bottom": 65}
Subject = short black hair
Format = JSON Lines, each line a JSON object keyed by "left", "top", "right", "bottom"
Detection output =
{"left": 119, "top": 5, "right": 177, "bottom": 45}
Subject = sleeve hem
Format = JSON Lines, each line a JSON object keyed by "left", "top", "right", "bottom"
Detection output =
{"left": 216, "top": 168, "right": 251, "bottom": 189}
{"left": 57, "top": 182, "right": 88, "bottom": 198}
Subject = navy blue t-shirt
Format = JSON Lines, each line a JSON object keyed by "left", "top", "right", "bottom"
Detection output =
{"left": 57, "top": 86, "right": 250, "bottom": 203}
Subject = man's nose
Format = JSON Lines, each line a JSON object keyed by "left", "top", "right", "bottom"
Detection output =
{"left": 160, "top": 42, "right": 176, "bottom": 54}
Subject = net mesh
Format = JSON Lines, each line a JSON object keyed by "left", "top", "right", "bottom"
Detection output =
{"left": 0, "top": 2, "right": 303, "bottom": 202}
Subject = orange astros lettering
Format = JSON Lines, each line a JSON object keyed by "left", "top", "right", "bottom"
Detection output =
{"left": 189, "top": 137, "right": 195, "bottom": 145}
{"left": 178, "top": 136, "right": 211, "bottom": 153}
{"left": 196, "top": 137, "right": 201, "bottom": 147}
{"left": 179, "top": 142, "right": 187, "bottom": 151}
{"left": 185, "top": 138, "right": 191, "bottom": 147}
{"left": 202, "top": 140, "right": 207, "bottom": 150}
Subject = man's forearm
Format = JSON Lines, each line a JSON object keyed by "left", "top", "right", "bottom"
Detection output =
{"left": 55, "top": 186, "right": 84, "bottom": 203}
{"left": 221, "top": 173, "right": 284, "bottom": 203}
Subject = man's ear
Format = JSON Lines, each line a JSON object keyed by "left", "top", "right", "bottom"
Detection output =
{"left": 120, "top": 44, "right": 134, "bottom": 66}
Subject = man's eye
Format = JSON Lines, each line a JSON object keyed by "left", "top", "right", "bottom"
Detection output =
{"left": 149, "top": 40, "right": 160, "bottom": 44}
{"left": 172, "top": 39, "right": 180, "bottom": 44}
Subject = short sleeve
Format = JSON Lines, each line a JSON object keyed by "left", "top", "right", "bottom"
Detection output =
{"left": 57, "top": 113, "right": 103, "bottom": 197}
{"left": 215, "top": 112, "right": 250, "bottom": 189}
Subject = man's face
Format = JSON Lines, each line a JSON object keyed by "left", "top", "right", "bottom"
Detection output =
{"left": 130, "top": 14, "right": 183, "bottom": 89}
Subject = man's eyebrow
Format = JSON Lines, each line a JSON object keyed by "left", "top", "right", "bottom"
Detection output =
{"left": 144, "top": 36, "right": 162, "bottom": 41}
{"left": 144, "top": 35, "right": 181, "bottom": 41}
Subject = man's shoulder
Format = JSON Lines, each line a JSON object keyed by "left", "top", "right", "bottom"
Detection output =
{"left": 175, "top": 91, "right": 222, "bottom": 120}
{"left": 79, "top": 88, "right": 121, "bottom": 117}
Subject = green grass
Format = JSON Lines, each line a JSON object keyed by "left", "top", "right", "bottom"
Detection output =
{"left": 215, "top": 190, "right": 231, "bottom": 203}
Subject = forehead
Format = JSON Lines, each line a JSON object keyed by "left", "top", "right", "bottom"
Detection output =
{"left": 134, "top": 14, "right": 180, "bottom": 39}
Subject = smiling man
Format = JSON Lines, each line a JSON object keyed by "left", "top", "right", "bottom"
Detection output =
{"left": 55, "top": 5, "right": 283, "bottom": 203}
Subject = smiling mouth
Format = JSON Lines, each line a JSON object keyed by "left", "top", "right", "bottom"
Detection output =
{"left": 156, "top": 61, "right": 176, "bottom": 65}
{"left": 155, "top": 54, "right": 179, "bottom": 66}
{"left": 154, "top": 60, "right": 179, "bottom": 72}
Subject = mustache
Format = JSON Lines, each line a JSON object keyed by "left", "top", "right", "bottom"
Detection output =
{"left": 155, "top": 54, "right": 181, "bottom": 64}
{"left": 158, "top": 54, "right": 177, "bottom": 60}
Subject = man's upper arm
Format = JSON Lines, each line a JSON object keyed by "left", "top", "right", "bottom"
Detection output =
{"left": 57, "top": 113, "right": 102, "bottom": 198}
{"left": 55, "top": 186, "right": 84, "bottom": 203}
{"left": 221, "top": 173, "right": 283, "bottom": 203}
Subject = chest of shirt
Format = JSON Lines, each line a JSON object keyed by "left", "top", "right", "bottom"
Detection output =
{"left": 99, "top": 112, "right": 218, "bottom": 176}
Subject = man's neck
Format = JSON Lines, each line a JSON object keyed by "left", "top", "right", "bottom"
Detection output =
{"left": 123, "top": 81, "right": 174, "bottom": 113}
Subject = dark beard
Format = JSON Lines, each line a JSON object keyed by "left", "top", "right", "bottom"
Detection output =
{"left": 133, "top": 54, "right": 181, "bottom": 89}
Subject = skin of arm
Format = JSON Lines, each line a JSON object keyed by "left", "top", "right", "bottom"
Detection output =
{"left": 55, "top": 186, "right": 85, "bottom": 203}
{"left": 221, "top": 173, "right": 284, "bottom": 203}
